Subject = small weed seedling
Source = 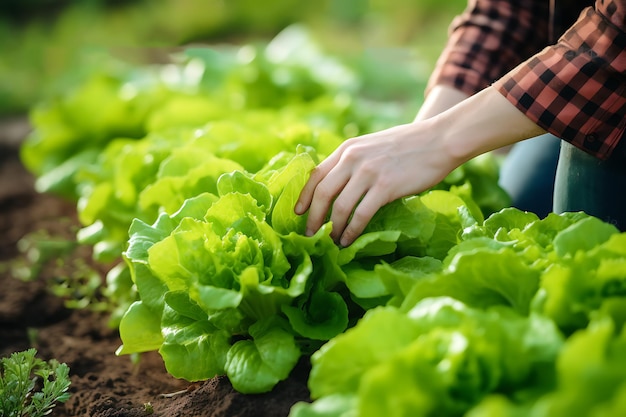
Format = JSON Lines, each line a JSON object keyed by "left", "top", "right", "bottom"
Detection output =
{"left": 0, "top": 348, "right": 71, "bottom": 417}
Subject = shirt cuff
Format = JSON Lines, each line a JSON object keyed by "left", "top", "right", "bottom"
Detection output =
{"left": 493, "top": 7, "right": 626, "bottom": 160}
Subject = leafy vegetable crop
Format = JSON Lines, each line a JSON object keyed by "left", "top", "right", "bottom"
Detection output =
{"left": 289, "top": 209, "right": 626, "bottom": 416}
{"left": 20, "top": 23, "right": 625, "bottom": 416}
{"left": 20, "top": 26, "right": 511, "bottom": 334}
{"left": 115, "top": 144, "right": 490, "bottom": 393}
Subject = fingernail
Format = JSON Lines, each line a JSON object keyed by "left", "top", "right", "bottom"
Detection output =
{"left": 295, "top": 202, "right": 303, "bottom": 214}
{"left": 305, "top": 228, "right": 314, "bottom": 237}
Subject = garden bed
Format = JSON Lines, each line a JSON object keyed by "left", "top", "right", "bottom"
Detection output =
{"left": 0, "top": 118, "right": 310, "bottom": 417}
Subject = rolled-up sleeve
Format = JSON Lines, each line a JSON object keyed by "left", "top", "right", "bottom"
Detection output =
{"left": 426, "top": 0, "right": 550, "bottom": 96}
{"left": 494, "top": 2, "right": 626, "bottom": 160}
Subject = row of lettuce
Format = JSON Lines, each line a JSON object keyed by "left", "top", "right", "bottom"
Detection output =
{"left": 20, "top": 28, "right": 626, "bottom": 417}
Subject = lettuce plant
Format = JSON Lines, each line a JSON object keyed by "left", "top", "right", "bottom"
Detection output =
{"left": 467, "top": 312, "right": 626, "bottom": 417}
{"left": 117, "top": 147, "right": 347, "bottom": 393}
{"left": 290, "top": 297, "right": 563, "bottom": 417}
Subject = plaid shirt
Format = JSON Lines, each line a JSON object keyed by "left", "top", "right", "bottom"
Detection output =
{"left": 428, "top": 0, "right": 626, "bottom": 160}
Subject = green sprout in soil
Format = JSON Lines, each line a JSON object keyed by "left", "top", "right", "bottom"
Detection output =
{"left": 6, "top": 229, "right": 117, "bottom": 313}
{"left": 0, "top": 348, "right": 71, "bottom": 417}
{"left": 143, "top": 402, "right": 154, "bottom": 415}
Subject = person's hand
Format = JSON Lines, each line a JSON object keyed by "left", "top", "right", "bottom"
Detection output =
{"left": 294, "top": 121, "right": 458, "bottom": 247}
{"left": 293, "top": 86, "right": 547, "bottom": 247}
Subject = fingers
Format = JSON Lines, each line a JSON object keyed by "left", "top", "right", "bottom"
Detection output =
{"left": 293, "top": 136, "right": 388, "bottom": 245}
{"left": 294, "top": 146, "right": 344, "bottom": 217}
{"left": 337, "top": 186, "right": 387, "bottom": 247}
{"left": 295, "top": 141, "right": 353, "bottom": 233}
{"left": 294, "top": 167, "right": 323, "bottom": 216}
{"left": 306, "top": 165, "right": 350, "bottom": 237}
{"left": 297, "top": 165, "right": 388, "bottom": 247}
{"left": 293, "top": 135, "right": 392, "bottom": 245}
{"left": 295, "top": 153, "right": 348, "bottom": 236}
{"left": 327, "top": 175, "right": 369, "bottom": 243}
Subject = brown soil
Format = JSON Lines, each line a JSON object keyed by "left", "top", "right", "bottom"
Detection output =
{"left": 0, "top": 117, "right": 311, "bottom": 417}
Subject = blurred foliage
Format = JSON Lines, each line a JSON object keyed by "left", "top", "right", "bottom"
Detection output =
{"left": 0, "top": 0, "right": 465, "bottom": 116}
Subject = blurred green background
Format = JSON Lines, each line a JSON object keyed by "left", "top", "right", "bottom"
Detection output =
{"left": 0, "top": 0, "right": 466, "bottom": 118}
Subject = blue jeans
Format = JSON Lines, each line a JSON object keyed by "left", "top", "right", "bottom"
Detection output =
{"left": 499, "top": 133, "right": 626, "bottom": 231}
{"left": 498, "top": 134, "right": 561, "bottom": 218}
{"left": 554, "top": 140, "right": 626, "bottom": 231}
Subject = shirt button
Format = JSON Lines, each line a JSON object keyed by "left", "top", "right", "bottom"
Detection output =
{"left": 586, "top": 133, "right": 597, "bottom": 142}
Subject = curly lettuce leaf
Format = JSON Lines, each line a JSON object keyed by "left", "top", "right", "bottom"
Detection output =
{"left": 139, "top": 148, "right": 243, "bottom": 215}
{"left": 467, "top": 313, "right": 626, "bottom": 417}
{"left": 297, "top": 297, "right": 563, "bottom": 417}
{"left": 532, "top": 233, "right": 626, "bottom": 333}
{"left": 225, "top": 316, "right": 301, "bottom": 394}
{"left": 400, "top": 246, "right": 540, "bottom": 315}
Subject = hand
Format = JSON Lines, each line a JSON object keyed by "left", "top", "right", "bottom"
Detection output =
{"left": 293, "top": 87, "right": 546, "bottom": 247}
{"left": 294, "top": 121, "right": 457, "bottom": 247}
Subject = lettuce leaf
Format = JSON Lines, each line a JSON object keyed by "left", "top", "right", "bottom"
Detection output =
{"left": 295, "top": 297, "right": 563, "bottom": 417}
{"left": 467, "top": 312, "right": 626, "bottom": 417}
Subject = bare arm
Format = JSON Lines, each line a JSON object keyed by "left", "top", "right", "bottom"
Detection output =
{"left": 294, "top": 86, "right": 546, "bottom": 246}
{"left": 414, "top": 85, "right": 469, "bottom": 121}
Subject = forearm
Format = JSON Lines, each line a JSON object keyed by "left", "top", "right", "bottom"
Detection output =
{"left": 431, "top": 85, "right": 547, "bottom": 165}
{"left": 414, "top": 85, "right": 469, "bottom": 121}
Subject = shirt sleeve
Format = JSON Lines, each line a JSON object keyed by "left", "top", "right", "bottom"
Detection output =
{"left": 494, "top": 2, "right": 626, "bottom": 160}
{"left": 426, "top": 0, "right": 551, "bottom": 96}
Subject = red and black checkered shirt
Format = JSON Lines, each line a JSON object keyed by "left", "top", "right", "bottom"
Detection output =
{"left": 428, "top": 0, "right": 625, "bottom": 160}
